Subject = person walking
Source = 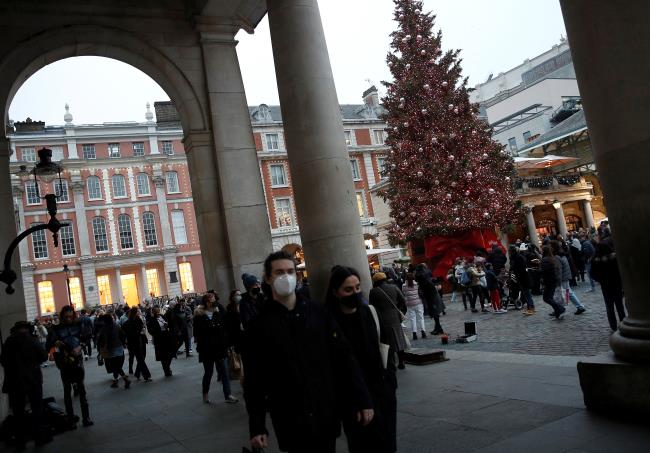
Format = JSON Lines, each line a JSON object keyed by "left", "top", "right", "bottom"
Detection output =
{"left": 326, "top": 266, "right": 397, "bottom": 453}
{"left": 46, "top": 305, "right": 93, "bottom": 427}
{"left": 245, "top": 251, "right": 372, "bottom": 453}
{"left": 146, "top": 306, "right": 178, "bottom": 377}
{"left": 509, "top": 246, "right": 535, "bottom": 315}
{"left": 402, "top": 272, "right": 427, "bottom": 340}
{"left": 369, "top": 272, "right": 409, "bottom": 369}
{"left": 98, "top": 314, "right": 130, "bottom": 389}
{"left": 467, "top": 260, "right": 487, "bottom": 313}
{"left": 239, "top": 273, "right": 265, "bottom": 331}
{"left": 590, "top": 241, "right": 626, "bottom": 331}
{"left": 33, "top": 318, "right": 49, "bottom": 367}
{"left": 551, "top": 241, "right": 586, "bottom": 315}
{"left": 1, "top": 321, "right": 51, "bottom": 447}
{"left": 167, "top": 299, "right": 193, "bottom": 357}
{"left": 193, "top": 292, "right": 239, "bottom": 404}
{"left": 485, "top": 263, "right": 505, "bottom": 313}
{"left": 225, "top": 290, "right": 244, "bottom": 383}
{"left": 414, "top": 265, "right": 445, "bottom": 335}
{"left": 540, "top": 246, "right": 566, "bottom": 319}
{"left": 78, "top": 309, "right": 94, "bottom": 360}
{"left": 581, "top": 235, "right": 597, "bottom": 292}
{"left": 122, "top": 308, "right": 151, "bottom": 381}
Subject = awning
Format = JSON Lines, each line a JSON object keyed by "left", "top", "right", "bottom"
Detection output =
{"left": 514, "top": 154, "right": 579, "bottom": 169}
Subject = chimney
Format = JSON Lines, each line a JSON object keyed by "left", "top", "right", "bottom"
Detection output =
{"left": 363, "top": 85, "right": 380, "bottom": 107}
{"left": 154, "top": 101, "right": 181, "bottom": 128}
{"left": 14, "top": 118, "right": 45, "bottom": 133}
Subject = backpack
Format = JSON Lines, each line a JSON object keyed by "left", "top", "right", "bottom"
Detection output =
{"left": 460, "top": 270, "right": 471, "bottom": 285}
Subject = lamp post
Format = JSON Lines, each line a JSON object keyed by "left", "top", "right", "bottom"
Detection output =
{"left": 63, "top": 263, "right": 73, "bottom": 309}
{"left": 0, "top": 148, "right": 68, "bottom": 294}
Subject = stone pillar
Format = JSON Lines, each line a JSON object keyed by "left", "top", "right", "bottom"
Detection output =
{"left": 71, "top": 181, "right": 91, "bottom": 256}
{"left": 138, "top": 264, "right": 148, "bottom": 302}
{"left": 525, "top": 207, "right": 540, "bottom": 247}
{"left": 163, "top": 250, "right": 181, "bottom": 297}
{"left": 198, "top": 27, "right": 273, "bottom": 286}
{"left": 21, "top": 265, "right": 37, "bottom": 320}
{"left": 267, "top": 0, "right": 372, "bottom": 296}
{"left": 114, "top": 267, "right": 123, "bottom": 305}
{"left": 152, "top": 173, "right": 173, "bottom": 247}
{"left": 80, "top": 260, "right": 99, "bottom": 307}
{"left": 554, "top": 202, "right": 569, "bottom": 238}
{"left": 177, "top": 133, "right": 232, "bottom": 292}
{"left": 582, "top": 199, "right": 595, "bottom": 229}
{"left": 12, "top": 185, "right": 30, "bottom": 264}
{"left": 561, "top": 0, "right": 650, "bottom": 415}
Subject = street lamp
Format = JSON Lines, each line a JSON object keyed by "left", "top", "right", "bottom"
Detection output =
{"left": 0, "top": 148, "right": 68, "bottom": 294}
{"left": 63, "top": 264, "right": 73, "bottom": 309}
{"left": 552, "top": 200, "right": 562, "bottom": 210}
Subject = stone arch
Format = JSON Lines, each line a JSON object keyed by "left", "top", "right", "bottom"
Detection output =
{"left": 1, "top": 24, "right": 207, "bottom": 134}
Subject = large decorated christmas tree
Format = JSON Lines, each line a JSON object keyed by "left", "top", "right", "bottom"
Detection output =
{"left": 379, "top": 0, "right": 520, "bottom": 253}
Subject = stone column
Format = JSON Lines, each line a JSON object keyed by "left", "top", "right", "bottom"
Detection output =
{"left": 554, "top": 202, "right": 569, "bottom": 238}
{"left": 12, "top": 185, "right": 30, "bottom": 264}
{"left": 163, "top": 250, "right": 181, "bottom": 297}
{"left": 172, "top": 134, "right": 232, "bottom": 292}
{"left": 267, "top": 0, "right": 372, "bottom": 296}
{"left": 561, "top": 0, "right": 650, "bottom": 414}
{"left": 114, "top": 267, "right": 123, "bottom": 305}
{"left": 152, "top": 172, "right": 173, "bottom": 247}
{"left": 198, "top": 26, "right": 273, "bottom": 286}
{"left": 525, "top": 207, "right": 540, "bottom": 247}
{"left": 139, "top": 264, "right": 148, "bottom": 302}
{"left": 80, "top": 260, "right": 99, "bottom": 307}
{"left": 582, "top": 199, "right": 595, "bottom": 229}
{"left": 21, "top": 265, "right": 37, "bottom": 320}
{"left": 71, "top": 181, "right": 91, "bottom": 256}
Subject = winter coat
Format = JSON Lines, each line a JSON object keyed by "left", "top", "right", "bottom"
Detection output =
{"left": 146, "top": 315, "right": 179, "bottom": 362}
{"left": 582, "top": 240, "right": 596, "bottom": 262}
{"left": 193, "top": 304, "right": 228, "bottom": 362}
{"left": 557, "top": 255, "right": 572, "bottom": 282}
{"left": 541, "top": 256, "right": 559, "bottom": 287}
{"left": 98, "top": 324, "right": 126, "bottom": 359}
{"left": 402, "top": 282, "right": 423, "bottom": 307}
{"left": 510, "top": 253, "right": 531, "bottom": 289}
{"left": 225, "top": 303, "right": 244, "bottom": 354}
{"left": 590, "top": 244, "right": 622, "bottom": 290}
{"left": 487, "top": 249, "right": 507, "bottom": 275}
{"left": 467, "top": 266, "right": 485, "bottom": 287}
{"left": 415, "top": 274, "right": 444, "bottom": 316}
{"left": 122, "top": 317, "right": 148, "bottom": 351}
{"left": 239, "top": 291, "right": 265, "bottom": 331}
{"left": 485, "top": 270, "right": 500, "bottom": 290}
{"left": 369, "top": 282, "right": 409, "bottom": 353}
{"left": 46, "top": 322, "right": 84, "bottom": 370}
{"left": 244, "top": 296, "right": 371, "bottom": 452}
{"left": 1, "top": 331, "right": 47, "bottom": 394}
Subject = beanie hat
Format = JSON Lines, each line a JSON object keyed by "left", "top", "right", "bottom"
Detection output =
{"left": 372, "top": 272, "right": 387, "bottom": 283}
{"left": 242, "top": 273, "right": 260, "bottom": 290}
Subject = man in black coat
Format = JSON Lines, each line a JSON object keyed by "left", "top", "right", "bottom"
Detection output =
{"left": 245, "top": 251, "right": 373, "bottom": 453}
{"left": 509, "top": 246, "right": 536, "bottom": 314}
{"left": 1, "top": 321, "right": 50, "bottom": 447}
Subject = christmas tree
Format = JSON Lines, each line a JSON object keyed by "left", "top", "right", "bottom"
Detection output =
{"left": 379, "top": 0, "right": 521, "bottom": 245}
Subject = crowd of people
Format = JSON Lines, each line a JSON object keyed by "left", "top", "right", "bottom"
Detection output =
{"left": 1, "top": 220, "right": 626, "bottom": 452}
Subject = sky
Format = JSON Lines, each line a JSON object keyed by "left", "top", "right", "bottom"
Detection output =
{"left": 8, "top": 0, "right": 567, "bottom": 126}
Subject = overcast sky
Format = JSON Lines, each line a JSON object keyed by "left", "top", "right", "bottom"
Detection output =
{"left": 9, "top": 0, "right": 566, "bottom": 126}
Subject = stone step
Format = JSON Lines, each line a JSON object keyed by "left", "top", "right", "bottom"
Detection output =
{"left": 403, "top": 348, "right": 449, "bottom": 365}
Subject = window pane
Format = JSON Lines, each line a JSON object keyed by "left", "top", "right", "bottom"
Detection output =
{"left": 22, "top": 147, "right": 36, "bottom": 162}
{"left": 82, "top": 144, "right": 96, "bottom": 159}
{"left": 87, "top": 176, "right": 102, "bottom": 200}
{"left": 26, "top": 181, "right": 41, "bottom": 204}
{"left": 377, "top": 157, "right": 386, "bottom": 179}
{"left": 54, "top": 180, "right": 69, "bottom": 202}
{"left": 108, "top": 143, "right": 120, "bottom": 158}
{"left": 275, "top": 199, "right": 293, "bottom": 227}
{"left": 51, "top": 147, "right": 64, "bottom": 162}
{"left": 356, "top": 193, "right": 365, "bottom": 217}
{"left": 171, "top": 210, "right": 188, "bottom": 244}
{"left": 166, "top": 172, "right": 179, "bottom": 193}
{"left": 146, "top": 268, "right": 160, "bottom": 297}
{"left": 60, "top": 224, "right": 76, "bottom": 256}
{"left": 32, "top": 225, "right": 48, "bottom": 259}
{"left": 38, "top": 281, "right": 55, "bottom": 314}
{"left": 92, "top": 217, "right": 109, "bottom": 252}
{"left": 161, "top": 141, "right": 174, "bottom": 155}
{"left": 374, "top": 130, "right": 385, "bottom": 144}
{"left": 266, "top": 133, "right": 279, "bottom": 150}
{"left": 344, "top": 131, "right": 352, "bottom": 146}
{"left": 112, "top": 175, "right": 126, "bottom": 197}
{"left": 142, "top": 212, "right": 158, "bottom": 246}
{"left": 69, "top": 277, "right": 84, "bottom": 308}
{"left": 137, "top": 173, "right": 150, "bottom": 196}
{"left": 118, "top": 214, "right": 134, "bottom": 249}
{"left": 97, "top": 275, "right": 112, "bottom": 305}
{"left": 132, "top": 142, "right": 145, "bottom": 157}
{"left": 270, "top": 164, "right": 286, "bottom": 186}
{"left": 350, "top": 159, "right": 360, "bottom": 180}
{"left": 178, "top": 262, "right": 195, "bottom": 293}
{"left": 508, "top": 137, "right": 517, "bottom": 151}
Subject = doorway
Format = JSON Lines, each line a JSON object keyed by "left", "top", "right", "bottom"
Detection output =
{"left": 120, "top": 273, "right": 139, "bottom": 306}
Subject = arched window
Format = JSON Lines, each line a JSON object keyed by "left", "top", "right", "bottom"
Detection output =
{"left": 92, "top": 217, "right": 109, "bottom": 252}
{"left": 136, "top": 173, "right": 150, "bottom": 196}
{"left": 166, "top": 171, "right": 180, "bottom": 193}
{"left": 142, "top": 211, "right": 158, "bottom": 246}
{"left": 112, "top": 174, "right": 127, "bottom": 198}
{"left": 118, "top": 214, "right": 134, "bottom": 249}
{"left": 87, "top": 176, "right": 102, "bottom": 200}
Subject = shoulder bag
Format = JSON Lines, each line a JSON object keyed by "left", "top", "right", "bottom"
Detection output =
{"left": 377, "top": 286, "right": 406, "bottom": 322}
{"left": 368, "top": 304, "right": 390, "bottom": 369}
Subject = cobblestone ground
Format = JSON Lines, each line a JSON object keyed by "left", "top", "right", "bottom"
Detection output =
{"left": 413, "top": 282, "right": 614, "bottom": 356}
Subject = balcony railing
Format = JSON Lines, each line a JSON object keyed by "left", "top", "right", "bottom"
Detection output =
{"left": 515, "top": 175, "right": 591, "bottom": 194}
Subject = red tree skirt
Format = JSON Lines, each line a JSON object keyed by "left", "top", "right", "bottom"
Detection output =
{"left": 424, "top": 229, "right": 502, "bottom": 277}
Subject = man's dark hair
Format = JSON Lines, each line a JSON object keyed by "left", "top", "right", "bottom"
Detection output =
{"left": 80, "top": 309, "right": 87, "bottom": 315}
{"left": 263, "top": 251, "right": 295, "bottom": 278}
{"left": 59, "top": 305, "right": 76, "bottom": 319}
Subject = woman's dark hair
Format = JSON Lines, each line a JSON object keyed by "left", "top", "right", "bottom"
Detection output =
{"left": 263, "top": 251, "right": 295, "bottom": 278}
{"left": 59, "top": 305, "right": 76, "bottom": 319}
{"left": 127, "top": 307, "right": 139, "bottom": 320}
{"left": 202, "top": 293, "right": 214, "bottom": 307}
{"left": 406, "top": 272, "right": 415, "bottom": 287}
{"left": 325, "top": 265, "right": 361, "bottom": 307}
{"left": 229, "top": 289, "right": 240, "bottom": 303}
{"left": 542, "top": 245, "right": 554, "bottom": 257}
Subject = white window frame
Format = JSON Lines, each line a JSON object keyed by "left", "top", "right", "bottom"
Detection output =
{"left": 344, "top": 130, "right": 352, "bottom": 146}
{"left": 26, "top": 181, "right": 41, "bottom": 205}
{"left": 265, "top": 133, "right": 280, "bottom": 151}
{"left": 118, "top": 214, "right": 134, "bottom": 250}
{"left": 112, "top": 174, "right": 127, "bottom": 198}
{"left": 92, "top": 217, "right": 109, "bottom": 253}
{"left": 136, "top": 173, "right": 151, "bottom": 196}
{"left": 51, "top": 146, "right": 64, "bottom": 162}
{"left": 142, "top": 211, "right": 158, "bottom": 247}
{"left": 82, "top": 144, "right": 96, "bottom": 159}
{"left": 171, "top": 210, "right": 188, "bottom": 245}
{"left": 108, "top": 143, "right": 121, "bottom": 158}
{"left": 274, "top": 197, "right": 294, "bottom": 228}
{"left": 161, "top": 141, "right": 174, "bottom": 155}
{"left": 350, "top": 159, "right": 361, "bottom": 180}
{"left": 377, "top": 157, "right": 387, "bottom": 180}
{"left": 132, "top": 142, "right": 145, "bottom": 157}
{"left": 269, "top": 164, "right": 287, "bottom": 187}
{"left": 60, "top": 224, "right": 76, "bottom": 257}
{"left": 31, "top": 224, "right": 48, "bottom": 259}
{"left": 508, "top": 137, "right": 518, "bottom": 151}
{"left": 54, "top": 179, "right": 69, "bottom": 203}
{"left": 22, "top": 147, "right": 36, "bottom": 162}
{"left": 87, "top": 176, "right": 102, "bottom": 200}
{"left": 373, "top": 129, "right": 385, "bottom": 145}
{"left": 166, "top": 171, "right": 180, "bottom": 194}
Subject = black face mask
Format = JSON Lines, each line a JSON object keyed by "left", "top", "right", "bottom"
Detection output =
{"left": 340, "top": 292, "right": 363, "bottom": 309}
{"left": 250, "top": 287, "right": 261, "bottom": 296}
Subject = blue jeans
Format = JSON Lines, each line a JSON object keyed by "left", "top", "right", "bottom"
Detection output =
{"left": 520, "top": 287, "right": 534, "bottom": 310}
{"left": 585, "top": 262, "right": 596, "bottom": 290}
{"left": 560, "top": 281, "right": 585, "bottom": 309}
{"left": 202, "top": 358, "right": 231, "bottom": 398}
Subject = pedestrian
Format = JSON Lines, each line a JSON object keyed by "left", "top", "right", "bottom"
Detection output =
{"left": 1, "top": 321, "right": 51, "bottom": 447}
{"left": 485, "top": 263, "right": 506, "bottom": 313}
{"left": 467, "top": 260, "right": 487, "bottom": 313}
{"left": 540, "top": 246, "right": 566, "bottom": 319}
{"left": 414, "top": 264, "right": 445, "bottom": 335}
{"left": 551, "top": 241, "right": 586, "bottom": 314}
{"left": 369, "top": 272, "right": 409, "bottom": 369}
{"left": 225, "top": 289, "right": 244, "bottom": 382}
{"left": 402, "top": 272, "right": 427, "bottom": 340}
{"left": 239, "top": 273, "right": 265, "bottom": 331}
{"left": 79, "top": 309, "right": 93, "bottom": 360}
{"left": 98, "top": 314, "right": 130, "bottom": 389}
{"left": 590, "top": 241, "right": 626, "bottom": 331}
{"left": 581, "top": 235, "right": 597, "bottom": 292}
{"left": 487, "top": 245, "right": 507, "bottom": 277}
{"left": 326, "top": 266, "right": 397, "bottom": 453}
{"left": 45, "top": 305, "right": 93, "bottom": 427}
{"left": 245, "top": 251, "right": 372, "bottom": 453}
{"left": 33, "top": 318, "right": 49, "bottom": 367}
{"left": 508, "top": 246, "right": 535, "bottom": 315}
{"left": 93, "top": 309, "right": 107, "bottom": 362}
{"left": 167, "top": 299, "right": 193, "bottom": 357}
{"left": 122, "top": 308, "right": 152, "bottom": 381}
{"left": 146, "top": 306, "right": 178, "bottom": 377}
{"left": 456, "top": 259, "right": 471, "bottom": 310}
{"left": 570, "top": 234, "right": 586, "bottom": 283}
{"left": 193, "top": 292, "right": 239, "bottom": 404}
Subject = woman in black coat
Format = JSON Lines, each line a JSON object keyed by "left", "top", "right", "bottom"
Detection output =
{"left": 122, "top": 308, "right": 151, "bottom": 381}
{"left": 590, "top": 242, "right": 626, "bottom": 331}
{"left": 193, "top": 292, "right": 238, "bottom": 404}
{"left": 540, "top": 246, "right": 566, "bottom": 319}
{"left": 369, "top": 272, "right": 408, "bottom": 370}
{"left": 326, "top": 266, "right": 397, "bottom": 453}
{"left": 146, "top": 307, "right": 178, "bottom": 377}
{"left": 414, "top": 264, "right": 444, "bottom": 335}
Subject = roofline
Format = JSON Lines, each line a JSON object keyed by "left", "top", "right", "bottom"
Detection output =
{"left": 518, "top": 126, "right": 588, "bottom": 155}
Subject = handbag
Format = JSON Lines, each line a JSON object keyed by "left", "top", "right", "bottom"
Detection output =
{"left": 368, "top": 305, "right": 390, "bottom": 369}
{"left": 228, "top": 348, "right": 242, "bottom": 379}
{"left": 377, "top": 286, "right": 406, "bottom": 322}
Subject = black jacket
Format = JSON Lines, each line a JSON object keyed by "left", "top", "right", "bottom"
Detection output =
{"left": 1, "top": 331, "right": 47, "bottom": 394}
{"left": 510, "top": 253, "right": 531, "bottom": 289}
{"left": 487, "top": 249, "right": 507, "bottom": 275}
{"left": 225, "top": 303, "right": 243, "bottom": 354}
{"left": 193, "top": 304, "right": 228, "bottom": 362}
{"left": 239, "top": 291, "right": 265, "bottom": 331}
{"left": 244, "top": 296, "right": 371, "bottom": 451}
{"left": 541, "top": 256, "right": 559, "bottom": 287}
{"left": 146, "top": 315, "right": 178, "bottom": 362}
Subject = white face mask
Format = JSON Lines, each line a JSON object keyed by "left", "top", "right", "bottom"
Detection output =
{"left": 273, "top": 274, "right": 297, "bottom": 297}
